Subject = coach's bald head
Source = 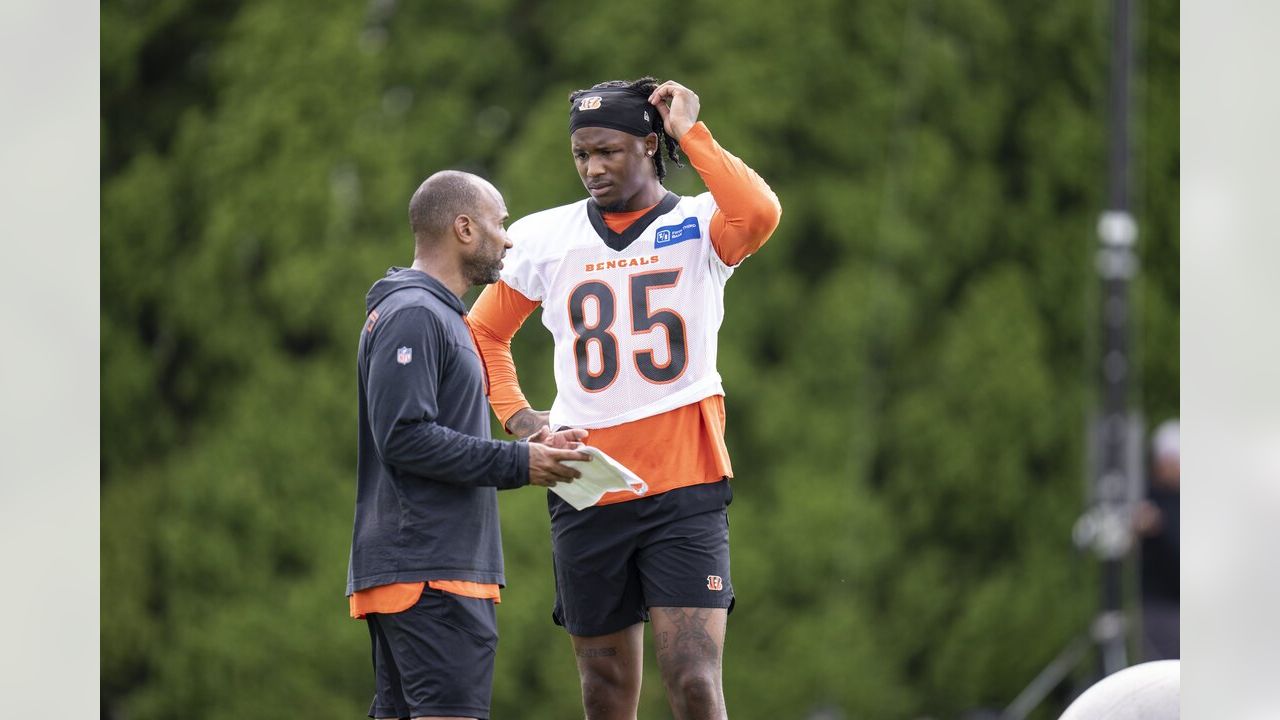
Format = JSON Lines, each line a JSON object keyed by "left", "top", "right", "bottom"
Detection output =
{"left": 409, "top": 170, "right": 494, "bottom": 246}
{"left": 406, "top": 170, "right": 511, "bottom": 295}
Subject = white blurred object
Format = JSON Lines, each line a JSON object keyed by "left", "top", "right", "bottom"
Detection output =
{"left": 1059, "top": 661, "right": 1179, "bottom": 720}
{"left": 1152, "top": 420, "right": 1180, "bottom": 461}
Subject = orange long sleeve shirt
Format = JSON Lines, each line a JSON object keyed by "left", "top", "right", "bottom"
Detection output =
{"left": 468, "top": 122, "right": 781, "bottom": 505}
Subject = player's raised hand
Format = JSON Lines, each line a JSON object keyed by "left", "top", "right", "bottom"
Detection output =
{"left": 648, "top": 80, "right": 700, "bottom": 141}
{"left": 527, "top": 442, "right": 591, "bottom": 488}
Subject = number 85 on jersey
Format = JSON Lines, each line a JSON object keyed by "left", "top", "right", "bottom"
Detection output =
{"left": 567, "top": 269, "right": 687, "bottom": 392}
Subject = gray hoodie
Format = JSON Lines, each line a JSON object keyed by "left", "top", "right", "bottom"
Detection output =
{"left": 346, "top": 267, "right": 528, "bottom": 595}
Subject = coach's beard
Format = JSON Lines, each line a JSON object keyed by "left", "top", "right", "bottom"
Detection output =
{"left": 463, "top": 252, "right": 504, "bottom": 286}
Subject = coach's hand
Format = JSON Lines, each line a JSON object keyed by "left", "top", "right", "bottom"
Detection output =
{"left": 648, "top": 80, "right": 700, "bottom": 141}
{"left": 507, "top": 407, "right": 551, "bottom": 438}
{"left": 527, "top": 441, "right": 591, "bottom": 488}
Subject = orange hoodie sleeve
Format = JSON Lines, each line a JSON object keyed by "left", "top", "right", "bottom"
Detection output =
{"left": 678, "top": 121, "right": 782, "bottom": 266}
{"left": 466, "top": 281, "right": 541, "bottom": 432}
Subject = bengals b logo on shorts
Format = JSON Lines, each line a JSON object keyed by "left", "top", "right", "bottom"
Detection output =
{"left": 706, "top": 575, "right": 723, "bottom": 591}
{"left": 578, "top": 96, "right": 602, "bottom": 111}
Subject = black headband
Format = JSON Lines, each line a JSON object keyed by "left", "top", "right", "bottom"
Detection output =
{"left": 568, "top": 87, "right": 656, "bottom": 137}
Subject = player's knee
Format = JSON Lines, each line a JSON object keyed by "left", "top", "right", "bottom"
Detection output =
{"left": 667, "top": 664, "right": 722, "bottom": 709}
{"left": 582, "top": 684, "right": 622, "bottom": 718}
{"left": 581, "top": 679, "right": 633, "bottom": 717}
{"left": 579, "top": 663, "right": 639, "bottom": 709}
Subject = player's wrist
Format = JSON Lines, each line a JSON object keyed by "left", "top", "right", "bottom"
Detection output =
{"left": 675, "top": 120, "right": 708, "bottom": 146}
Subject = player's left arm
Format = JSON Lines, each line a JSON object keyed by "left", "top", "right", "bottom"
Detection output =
{"left": 649, "top": 80, "right": 782, "bottom": 266}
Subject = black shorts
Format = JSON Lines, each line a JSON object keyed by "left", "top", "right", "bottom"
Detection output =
{"left": 365, "top": 586, "right": 498, "bottom": 719}
{"left": 548, "top": 478, "right": 735, "bottom": 637}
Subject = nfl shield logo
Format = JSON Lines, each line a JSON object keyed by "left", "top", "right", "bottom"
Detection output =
{"left": 396, "top": 346, "right": 413, "bottom": 365}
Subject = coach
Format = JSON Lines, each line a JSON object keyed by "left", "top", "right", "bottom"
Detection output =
{"left": 346, "top": 170, "right": 590, "bottom": 720}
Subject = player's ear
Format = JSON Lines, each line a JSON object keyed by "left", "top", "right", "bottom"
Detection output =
{"left": 644, "top": 133, "right": 658, "bottom": 157}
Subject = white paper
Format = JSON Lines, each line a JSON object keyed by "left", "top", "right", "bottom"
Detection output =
{"left": 550, "top": 446, "right": 648, "bottom": 510}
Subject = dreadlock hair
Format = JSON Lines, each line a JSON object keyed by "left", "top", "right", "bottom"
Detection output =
{"left": 568, "top": 76, "right": 684, "bottom": 183}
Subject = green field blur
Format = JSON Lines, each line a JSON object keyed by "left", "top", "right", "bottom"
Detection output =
{"left": 101, "top": 1, "right": 1178, "bottom": 717}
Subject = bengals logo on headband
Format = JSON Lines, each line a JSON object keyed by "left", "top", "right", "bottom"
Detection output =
{"left": 578, "top": 96, "right": 602, "bottom": 111}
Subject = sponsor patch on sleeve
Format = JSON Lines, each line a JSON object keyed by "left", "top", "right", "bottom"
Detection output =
{"left": 653, "top": 217, "right": 701, "bottom": 248}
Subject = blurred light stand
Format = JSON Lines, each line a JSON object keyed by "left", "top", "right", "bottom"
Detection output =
{"left": 1002, "top": 1, "right": 1142, "bottom": 717}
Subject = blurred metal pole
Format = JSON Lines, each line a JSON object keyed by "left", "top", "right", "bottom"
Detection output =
{"left": 1001, "top": 2, "right": 1141, "bottom": 717}
{"left": 1092, "top": 0, "right": 1139, "bottom": 678}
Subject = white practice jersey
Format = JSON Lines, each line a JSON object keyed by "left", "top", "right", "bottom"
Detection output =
{"left": 501, "top": 191, "right": 736, "bottom": 429}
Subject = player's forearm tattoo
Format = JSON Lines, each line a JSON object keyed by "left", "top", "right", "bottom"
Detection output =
{"left": 508, "top": 409, "right": 546, "bottom": 438}
{"left": 575, "top": 647, "right": 618, "bottom": 658}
